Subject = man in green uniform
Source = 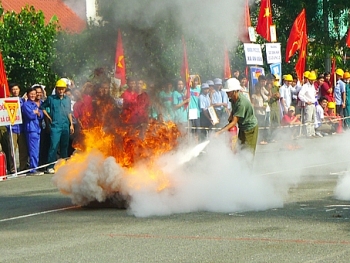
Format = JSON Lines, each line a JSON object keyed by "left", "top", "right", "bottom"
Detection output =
{"left": 41, "top": 79, "right": 74, "bottom": 174}
{"left": 216, "top": 78, "right": 258, "bottom": 154}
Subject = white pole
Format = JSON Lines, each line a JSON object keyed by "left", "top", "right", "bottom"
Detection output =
{"left": 9, "top": 126, "right": 17, "bottom": 177}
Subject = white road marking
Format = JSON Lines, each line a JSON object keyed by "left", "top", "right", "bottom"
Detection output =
{"left": 0, "top": 206, "right": 79, "bottom": 222}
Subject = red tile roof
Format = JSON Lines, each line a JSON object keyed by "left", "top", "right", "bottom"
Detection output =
{"left": 2, "top": 0, "right": 86, "bottom": 33}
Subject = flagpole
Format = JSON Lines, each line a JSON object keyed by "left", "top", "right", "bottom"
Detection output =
{"left": 9, "top": 124, "right": 17, "bottom": 177}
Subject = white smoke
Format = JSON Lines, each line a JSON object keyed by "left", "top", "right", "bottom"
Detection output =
{"left": 52, "top": 137, "right": 285, "bottom": 217}
{"left": 334, "top": 173, "right": 350, "bottom": 200}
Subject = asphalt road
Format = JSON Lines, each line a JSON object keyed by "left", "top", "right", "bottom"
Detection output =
{"left": 1, "top": 133, "right": 350, "bottom": 263}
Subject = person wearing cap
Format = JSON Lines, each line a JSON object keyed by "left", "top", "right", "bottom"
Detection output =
{"left": 324, "top": 101, "right": 340, "bottom": 132}
{"left": 210, "top": 79, "right": 225, "bottom": 127}
{"left": 281, "top": 106, "right": 301, "bottom": 125}
{"left": 334, "top": 68, "right": 346, "bottom": 117}
{"left": 216, "top": 78, "right": 258, "bottom": 154}
{"left": 280, "top": 74, "right": 297, "bottom": 114}
{"left": 268, "top": 74, "right": 281, "bottom": 141}
{"left": 343, "top": 72, "right": 350, "bottom": 128}
{"left": 199, "top": 83, "right": 212, "bottom": 140}
{"left": 41, "top": 79, "right": 74, "bottom": 174}
{"left": 298, "top": 71, "right": 317, "bottom": 138}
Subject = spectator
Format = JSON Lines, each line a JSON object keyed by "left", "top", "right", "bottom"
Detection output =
{"left": 315, "top": 97, "right": 334, "bottom": 136}
{"left": 136, "top": 79, "right": 150, "bottom": 139}
{"left": 251, "top": 84, "right": 268, "bottom": 145}
{"left": 280, "top": 74, "right": 296, "bottom": 114}
{"left": 33, "top": 85, "right": 50, "bottom": 169}
{"left": 320, "top": 72, "right": 334, "bottom": 103}
{"left": 343, "top": 72, "right": 350, "bottom": 129}
{"left": 298, "top": 72, "right": 317, "bottom": 138}
{"left": 120, "top": 77, "right": 138, "bottom": 125}
{"left": 239, "top": 74, "right": 251, "bottom": 102}
{"left": 172, "top": 79, "right": 189, "bottom": 132}
{"left": 41, "top": 79, "right": 74, "bottom": 174}
{"left": 22, "top": 87, "right": 44, "bottom": 175}
{"left": 159, "top": 81, "right": 174, "bottom": 121}
{"left": 281, "top": 106, "right": 301, "bottom": 138}
{"left": 199, "top": 83, "right": 212, "bottom": 140}
{"left": 268, "top": 74, "right": 281, "bottom": 141}
{"left": 189, "top": 75, "right": 201, "bottom": 141}
{"left": 7, "top": 83, "right": 28, "bottom": 173}
{"left": 334, "top": 69, "right": 346, "bottom": 117}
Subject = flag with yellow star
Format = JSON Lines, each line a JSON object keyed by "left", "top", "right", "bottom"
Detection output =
{"left": 256, "top": 0, "right": 273, "bottom": 42}
{"left": 114, "top": 29, "right": 126, "bottom": 86}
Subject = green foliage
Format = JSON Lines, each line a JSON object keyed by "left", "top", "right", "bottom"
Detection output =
{"left": 0, "top": 4, "right": 59, "bottom": 92}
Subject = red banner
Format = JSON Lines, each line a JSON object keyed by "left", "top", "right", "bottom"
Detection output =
{"left": 256, "top": 0, "right": 273, "bottom": 42}
{"left": 0, "top": 51, "right": 10, "bottom": 98}
{"left": 114, "top": 29, "right": 126, "bottom": 86}
{"left": 285, "top": 9, "right": 307, "bottom": 63}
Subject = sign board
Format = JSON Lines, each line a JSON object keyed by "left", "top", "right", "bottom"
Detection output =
{"left": 0, "top": 98, "right": 22, "bottom": 126}
{"left": 269, "top": 63, "right": 282, "bottom": 85}
{"left": 243, "top": 44, "right": 264, "bottom": 65}
{"left": 270, "top": 25, "right": 277, "bottom": 42}
{"left": 249, "top": 66, "right": 265, "bottom": 95}
{"left": 265, "top": 43, "right": 281, "bottom": 64}
{"left": 248, "top": 26, "right": 256, "bottom": 42}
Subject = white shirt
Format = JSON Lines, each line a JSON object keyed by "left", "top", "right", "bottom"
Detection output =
{"left": 298, "top": 82, "right": 316, "bottom": 104}
{"left": 315, "top": 104, "right": 324, "bottom": 128}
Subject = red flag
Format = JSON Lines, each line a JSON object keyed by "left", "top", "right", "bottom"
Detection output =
{"left": 115, "top": 29, "right": 126, "bottom": 86}
{"left": 224, "top": 46, "right": 232, "bottom": 79}
{"left": 256, "top": 0, "right": 273, "bottom": 42}
{"left": 346, "top": 27, "right": 350, "bottom": 48}
{"left": 239, "top": 0, "right": 252, "bottom": 43}
{"left": 180, "top": 37, "right": 190, "bottom": 108}
{"left": 285, "top": 9, "right": 307, "bottom": 63}
{"left": 0, "top": 51, "right": 10, "bottom": 98}
{"left": 294, "top": 36, "right": 307, "bottom": 82}
{"left": 330, "top": 57, "right": 336, "bottom": 87}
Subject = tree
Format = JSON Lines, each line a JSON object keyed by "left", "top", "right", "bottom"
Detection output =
{"left": 0, "top": 4, "right": 59, "bottom": 92}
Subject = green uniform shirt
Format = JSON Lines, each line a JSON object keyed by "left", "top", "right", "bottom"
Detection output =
{"left": 231, "top": 93, "right": 257, "bottom": 131}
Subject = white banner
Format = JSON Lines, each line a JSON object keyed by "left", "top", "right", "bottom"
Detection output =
{"left": 265, "top": 43, "right": 281, "bottom": 64}
{"left": 0, "top": 98, "right": 22, "bottom": 126}
{"left": 243, "top": 44, "right": 264, "bottom": 65}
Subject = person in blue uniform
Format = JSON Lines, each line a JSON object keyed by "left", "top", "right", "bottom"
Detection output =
{"left": 22, "top": 87, "right": 44, "bottom": 175}
{"left": 41, "top": 79, "right": 74, "bottom": 174}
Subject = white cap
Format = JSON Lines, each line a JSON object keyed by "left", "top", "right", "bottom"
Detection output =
{"left": 213, "top": 78, "right": 222, "bottom": 85}
{"left": 222, "top": 78, "right": 242, "bottom": 92}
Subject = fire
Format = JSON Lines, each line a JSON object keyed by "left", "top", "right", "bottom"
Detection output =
{"left": 54, "top": 90, "right": 181, "bottom": 203}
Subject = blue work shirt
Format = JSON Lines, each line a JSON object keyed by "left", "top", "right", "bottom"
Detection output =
{"left": 41, "top": 94, "right": 72, "bottom": 129}
{"left": 334, "top": 79, "right": 346, "bottom": 105}
{"left": 22, "top": 100, "right": 43, "bottom": 133}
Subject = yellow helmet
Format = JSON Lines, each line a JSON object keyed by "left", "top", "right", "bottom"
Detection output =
{"left": 327, "top": 102, "right": 335, "bottom": 109}
{"left": 303, "top": 71, "right": 310, "bottom": 78}
{"left": 335, "top": 68, "right": 344, "bottom": 77}
{"left": 56, "top": 79, "right": 67, "bottom": 88}
{"left": 284, "top": 74, "right": 293, "bottom": 82}
{"left": 308, "top": 72, "right": 317, "bottom": 81}
{"left": 343, "top": 72, "right": 350, "bottom": 79}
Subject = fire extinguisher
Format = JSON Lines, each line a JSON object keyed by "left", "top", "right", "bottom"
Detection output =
{"left": 0, "top": 151, "right": 7, "bottom": 181}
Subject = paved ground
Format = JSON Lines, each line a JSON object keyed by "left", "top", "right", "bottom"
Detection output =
{"left": 1, "top": 134, "right": 350, "bottom": 263}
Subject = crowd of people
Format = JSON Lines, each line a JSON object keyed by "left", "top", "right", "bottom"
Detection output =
{"left": 2, "top": 67, "right": 349, "bottom": 175}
